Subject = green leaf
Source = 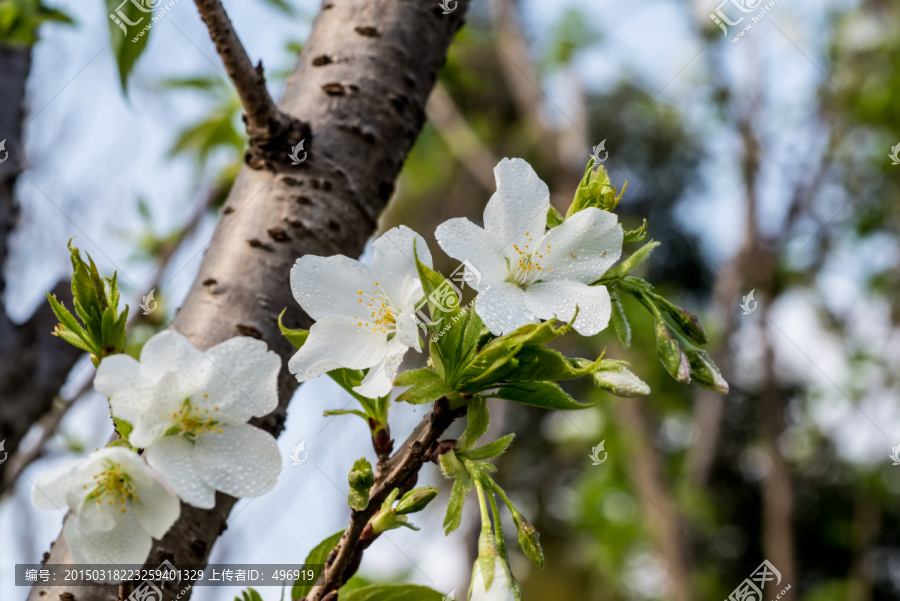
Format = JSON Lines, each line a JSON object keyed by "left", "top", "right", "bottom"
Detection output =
{"left": 414, "top": 240, "right": 460, "bottom": 329}
{"left": 258, "top": 0, "right": 295, "bottom": 15}
{"left": 113, "top": 417, "right": 133, "bottom": 440}
{"left": 491, "top": 381, "right": 598, "bottom": 410}
{"left": 610, "top": 294, "right": 631, "bottom": 348}
{"left": 46, "top": 292, "right": 97, "bottom": 354}
{"left": 292, "top": 530, "right": 344, "bottom": 600}
{"left": 443, "top": 468, "right": 474, "bottom": 535}
{"left": 546, "top": 205, "right": 565, "bottom": 228}
{"left": 623, "top": 218, "right": 648, "bottom": 243}
{"left": 395, "top": 369, "right": 454, "bottom": 405}
{"left": 105, "top": 439, "right": 134, "bottom": 449}
{"left": 340, "top": 584, "right": 446, "bottom": 601}
{"left": 278, "top": 309, "right": 309, "bottom": 349}
{"left": 499, "top": 346, "right": 601, "bottom": 382}
{"left": 105, "top": 0, "right": 152, "bottom": 91}
{"left": 457, "top": 395, "right": 489, "bottom": 450}
{"left": 459, "top": 434, "right": 515, "bottom": 461}
{"left": 596, "top": 240, "right": 660, "bottom": 284}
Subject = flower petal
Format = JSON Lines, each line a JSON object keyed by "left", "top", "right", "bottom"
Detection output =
{"left": 193, "top": 424, "right": 281, "bottom": 499}
{"left": 126, "top": 372, "right": 185, "bottom": 448}
{"left": 145, "top": 435, "right": 217, "bottom": 509}
{"left": 524, "top": 280, "right": 612, "bottom": 336}
{"left": 33, "top": 459, "right": 82, "bottom": 511}
{"left": 484, "top": 158, "right": 550, "bottom": 264}
{"left": 95, "top": 354, "right": 156, "bottom": 429}
{"left": 139, "top": 331, "right": 209, "bottom": 391}
{"left": 291, "top": 254, "right": 377, "bottom": 321}
{"left": 372, "top": 225, "right": 432, "bottom": 306}
{"left": 128, "top": 469, "right": 181, "bottom": 540}
{"left": 353, "top": 338, "right": 408, "bottom": 399}
{"left": 395, "top": 300, "right": 423, "bottom": 352}
{"left": 474, "top": 282, "right": 537, "bottom": 336}
{"left": 289, "top": 314, "right": 387, "bottom": 382}
{"left": 201, "top": 336, "right": 281, "bottom": 420}
{"left": 539, "top": 207, "right": 623, "bottom": 284}
{"left": 65, "top": 508, "right": 152, "bottom": 568}
{"left": 434, "top": 218, "right": 508, "bottom": 290}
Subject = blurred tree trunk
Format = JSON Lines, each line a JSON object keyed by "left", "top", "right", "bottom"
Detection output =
{"left": 27, "top": 1, "right": 469, "bottom": 600}
{"left": 0, "top": 42, "right": 83, "bottom": 496}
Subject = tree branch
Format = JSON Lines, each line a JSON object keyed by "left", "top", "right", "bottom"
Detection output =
{"left": 192, "top": 0, "right": 306, "bottom": 166}
{"left": 306, "top": 398, "right": 465, "bottom": 600}
{"left": 28, "top": 0, "right": 469, "bottom": 599}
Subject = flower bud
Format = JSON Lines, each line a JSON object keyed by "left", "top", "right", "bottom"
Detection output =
{"left": 655, "top": 321, "right": 690, "bottom": 383}
{"left": 652, "top": 296, "right": 708, "bottom": 346}
{"left": 511, "top": 511, "right": 544, "bottom": 569}
{"left": 396, "top": 487, "right": 438, "bottom": 515}
{"left": 347, "top": 458, "right": 374, "bottom": 511}
{"left": 686, "top": 349, "right": 729, "bottom": 394}
{"left": 369, "top": 508, "right": 397, "bottom": 534}
{"left": 593, "top": 366, "right": 651, "bottom": 397}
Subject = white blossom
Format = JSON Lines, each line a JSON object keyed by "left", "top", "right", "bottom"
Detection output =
{"left": 288, "top": 225, "right": 432, "bottom": 398}
{"left": 95, "top": 330, "right": 282, "bottom": 509}
{"left": 32, "top": 448, "right": 180, "bottom": 568}
{"left": 436, "top": 158, "right": 623, "bottom": 336}
{"left": 470, "top": 557, "right": 516, "bottom": 601}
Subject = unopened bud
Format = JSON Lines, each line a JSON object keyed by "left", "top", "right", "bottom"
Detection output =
{"left": 347, "top": 458, "right": 374, "bottom": 511}
{"left": 369, "top": 508, "right": 397, "bottom": 534}
{"left": 396, "top": 486, "right": 438, "bottom": 515}
{"left": 593, "top": 366, "right": 651, "bottom": 397}
{"left": 511, "top": 512, "right": 544, "bottom": 569}
{"left": 653, "top": 296, "right": 708, "bottom": 346}
{"left": 686, "top": 349, "right": 729, "bottom": 394}
{"left": 655, "top": 321, "right": 690, "bottom": 383}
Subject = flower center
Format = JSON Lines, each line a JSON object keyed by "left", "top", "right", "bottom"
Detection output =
{"left": 83, "top": 460, "right": 139, "bottom": 514}
{"left": 355, "top": 282, "right": 399, "bottom": 335}
{"left": 509, "top": 234, "right": 551, "bottom": 288}
{"left": 167, "top": 397, "right": 222, "bottom": 440}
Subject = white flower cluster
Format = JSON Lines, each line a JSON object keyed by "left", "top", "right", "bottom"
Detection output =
{"left": 33, "top": 331, "right": 281, "bottom": 567}
{"left": 290, "top": 157, "right": 623, "bottom": 398}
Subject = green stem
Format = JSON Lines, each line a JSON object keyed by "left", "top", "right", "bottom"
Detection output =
{"left": 487, "top": 487, "right": 508, "bottom": 561}
{"left": 466, "top": 459, "right": 492, "bottom": 531}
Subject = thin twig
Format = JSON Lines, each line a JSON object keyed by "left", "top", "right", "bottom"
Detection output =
{"left": 192, "top": 0, "right": 302, "bottom": 160}
{"left": 305, "top": 398, "right": 465, "bottom": 601}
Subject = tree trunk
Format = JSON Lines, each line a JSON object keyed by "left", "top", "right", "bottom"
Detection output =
{"left": 0, "top": 42, "right": 85, "bottom": 494}
{"left": 27, "top": 1, "right": 468, "bottom": 600}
